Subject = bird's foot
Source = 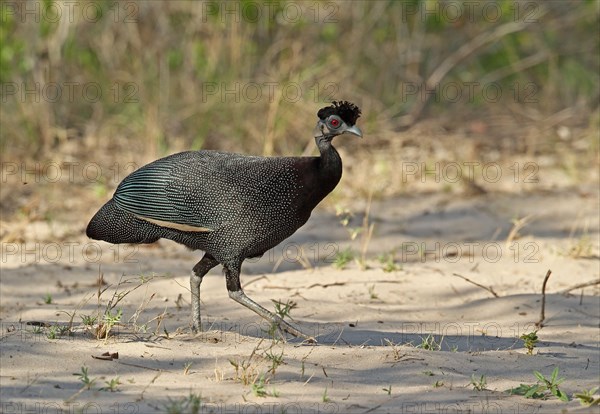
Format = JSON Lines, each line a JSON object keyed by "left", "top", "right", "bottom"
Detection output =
{"left": 191, "top": 318, "right": 202, "bottom": 334}
{"left": 225, "top": 289, "right": 316, "bottom": 343}
{"left": 271, "top": 317, "right": 316, "bottom": 344}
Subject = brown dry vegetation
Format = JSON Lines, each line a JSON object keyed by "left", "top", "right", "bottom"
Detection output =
{"left": 1, "top": 0, "right": 599, "bottom": 231}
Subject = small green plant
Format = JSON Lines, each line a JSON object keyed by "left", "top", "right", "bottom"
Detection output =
{"left": 229, "top": 358, "right": 258, "bottom": 386}
{"left": 43, "top": 293, "right": 53, "bottom": 304}
{"left": 470, "top": 374, "right": 487, "bottom": 391}
{"left": 383, "top": 338, "right": 403, "bottom": 361}
{"left": 163, "top": 393, "right": 202, "bottom": 414}
{"left": 378, "top": 253, "right": 401, "bottom": 272}
{"left": 573, "top": 387, "right": 600, "bottom": 406}
{"left": 422, "top": 370, "right": 434, "bottom": 376}
{"left": 416, "top": 334, "right": 442, "bottom": 351}
{"left": 183, "top": 362, "right": 192, "bottom": 375}
{"left": 100, "top": 377, "right": 121, "bottom": 392}
{"left": 335, "top": 201, "right": 375, "bottom": 270}
{"left": 336, "top": 206, "right": 353, "bottom": 227}
{"left": 368, "top": 284, "right": 378, "bottom": 300}
{"left": 31, "top": 325, "right": 43, "bottom": 334}
{"left": 96, "top": 274, "right": 156, "bottom": 340}
{"left": 272, "top": 299, "right": 296, "bottom": 320}
{"left": 383, "top": 385, "right": 392, "bottom": 395}
{"left": 73, "top": 366, "right": 95, "bottom": 389}
{"left": 433, "top": 380, "right": 444, "bottom": 388}
{"left": 46, "top": 325, "right": 59, "bottom": 339}
{"left": 251, "top": 375, "right": 268, "bottom": 397}
{"left": 507, "top": 383, "right": 546, "bottom": 399}
{"left": 264, "top": 348, "right": 284, "bottom": 375}
{"left": 506, "top": 367, "right": 569, "bottom": 401}
{"left": 567, "top": 235, "right": 594, "bottom": 258}
{"left": 59, "top": 325, "right": 71, "bottom": 336}
{"left": 336, "top": 205, "right": 365, "bottom": 241}
{"left": 265, "top": 323, "right": 279, "bottom": 340}
{"left": 104, "top": 309, "right": 123, "bottom": 326}
{"left": 99, "top": 308, "right": 122, "bottom": 340}
{"left": 266, "top": 300, "right": 297, "bottom": 339}
{"left": 322, "top": 387, "right": 330, "bottom": 403}
{"left": 333, "top": 248, "right": 354, "bottom": 269}
{"left": 520, "top": 331, "right": 539, "bottom": 355}
{"left": 81, "top": 314, "right": 97, "bottom": 326}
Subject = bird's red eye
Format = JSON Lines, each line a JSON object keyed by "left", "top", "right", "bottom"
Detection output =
{"left": 330, "top": 118, "right": 340, "bottom": 128}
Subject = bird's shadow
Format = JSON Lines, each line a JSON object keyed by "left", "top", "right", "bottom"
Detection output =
{"left": 183, "top": 319, "right": 598, "bottom": 354}
{"left": 188, "top": 320, "right": 516, "bottom": 351}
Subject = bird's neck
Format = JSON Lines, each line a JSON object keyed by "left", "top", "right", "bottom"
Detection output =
{"left": 316, "top": 137, "right": 342, "bottom": 191}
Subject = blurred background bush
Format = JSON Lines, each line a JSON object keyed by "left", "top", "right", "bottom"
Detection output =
{"left": 1, "top": 0, "right": 599, "bottom": 224}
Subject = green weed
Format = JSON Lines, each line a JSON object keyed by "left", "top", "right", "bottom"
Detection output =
{"left": 100, "top": 377, "right": 121, "bottom": 392}
{"left": 163, "top": 393, "right": 202, "bottom": 414}
{"left": 73, "top": 366, "right": 95, "bottom": 390}
{"left": 573, "top": 387, "right": 600, "bottom": 406}
{"left": 520, "top": 331, "right": 539, "bottom": 355}
{"left": 368, "top": 284, "right": 378, "bottom": 300}
{"left": 264, "top": 348, "right": 284, "bottom": 375}
{"left": 416, "top": 334, "right": 442, "bottom": 351}
{"left": 333, "top": 248, "right": 354, "bottom": 270}
{"left": 470, "top": 374, "right": 487, "bottom": 391}
{"left": 378, "top": 253, "right": 402, "bottom": 272}
{"left": 322, "top": 387, "right": 330, "bottom": 403}
{"left": 506, "top": 367, "right": 569, "bottom": 402}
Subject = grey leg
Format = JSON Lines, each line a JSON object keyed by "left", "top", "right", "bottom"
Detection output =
{"left": 190, "top": 253, "right": 219, "bottom": 332}
{"left": 224, "top": 264, "right": 315, "bottom": 342}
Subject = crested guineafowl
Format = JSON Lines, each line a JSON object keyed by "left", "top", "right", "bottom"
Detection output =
{"left": 86, "top": 101, "right": 362, "bottom": 341}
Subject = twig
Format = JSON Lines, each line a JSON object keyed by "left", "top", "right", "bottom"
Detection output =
{"left": 536, "top": 270, "right": 552, "bottom": 328}
{"left": 139, "top": 371, "right": 162, "bottom": 401}
{"left": 64, "top": 385, "right": 87, "bottom": 404}
{"left": 396, "top": 17, "right": 543, "bottom": 126}
{"left": 264, "top": 279, "right": 406, "bottom": 290}
{"left": 360, "top": 189, "right": 375, "bottom": 267}
{"left": 306, "top": 281, "right": 347, "bottom": 289}
{"left": 243, "top": 275, "right": 268, "bottom": 288}
{"left": 560, "top": 279, "right": 600, "bottom": 294}
{"left": 117, "top": 361, "right": 163, "bottom": 371}
{"left": 331, "top": 325, "right": 345, "bottom": 346}
{"left": 452, "top": 273, "right": 499, "bottom": 298}
{"left": 480, "top": 51, "right": 549, "bottom": 84}
{"left": 505, "top": 215, "right": 534, "bottom": 246}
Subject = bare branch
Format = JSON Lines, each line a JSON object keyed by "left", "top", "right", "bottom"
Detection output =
{"left": 560, "top": 279, "right": 600, "bottom": 294}
{"left": 536, "top": 270, "right": 552, "bottom": 328}
{"left": 452, "top": 273, "right": 499, "bottom": 298}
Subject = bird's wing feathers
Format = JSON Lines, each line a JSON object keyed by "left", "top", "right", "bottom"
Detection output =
{"left": 113, "top": 151, "right": 291, "bottom": 231}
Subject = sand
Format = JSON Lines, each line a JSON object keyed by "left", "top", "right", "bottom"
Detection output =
{"left": 1, "top": 188, "right": 599, "bottom": 413}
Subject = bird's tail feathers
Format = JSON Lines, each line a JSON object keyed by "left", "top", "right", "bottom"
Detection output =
{"left": 86, "top": 198, "right": 159, "bottom": 244}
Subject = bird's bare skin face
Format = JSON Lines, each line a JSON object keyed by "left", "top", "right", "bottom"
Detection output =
{"left": 314, "top": 100, "right": 363, "bottom": 143}
{"left": 313, "top": 116, "right": 363, "bottom": 141}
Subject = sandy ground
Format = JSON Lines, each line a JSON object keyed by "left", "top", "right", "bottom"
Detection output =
{"left": 1, "top": 188, "right": 599, "bottom": 413}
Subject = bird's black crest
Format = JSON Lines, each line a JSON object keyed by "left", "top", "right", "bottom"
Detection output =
{"left": 317, "top": 101, "right": 361, "bottom": 126}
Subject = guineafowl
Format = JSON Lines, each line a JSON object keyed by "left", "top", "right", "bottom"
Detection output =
{"left": 86, "top": 101, "right": 362, "bottom": 341}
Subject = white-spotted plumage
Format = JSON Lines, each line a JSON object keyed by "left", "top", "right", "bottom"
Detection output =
{"left": 86, "top": 101, "right": 362, "bottom": 341}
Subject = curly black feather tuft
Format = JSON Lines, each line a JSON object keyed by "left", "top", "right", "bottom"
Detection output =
{"left": 317, "top": 101, "right": 361, "bottom": 126}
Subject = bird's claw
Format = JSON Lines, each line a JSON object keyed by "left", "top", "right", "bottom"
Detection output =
{"left": 274, "top": 318, "right": 317, "bottom": 344}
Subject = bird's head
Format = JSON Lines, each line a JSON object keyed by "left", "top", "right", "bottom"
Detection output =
{"left": 314, "top": 101, "right": 362, "bottom": 141}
